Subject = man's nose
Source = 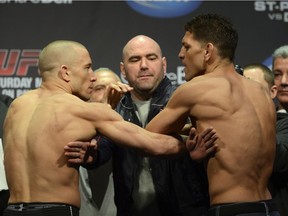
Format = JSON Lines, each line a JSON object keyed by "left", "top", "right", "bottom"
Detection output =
{"left": 281, "top": 73, "right": 288, "bottom": 85}
{"left": 178, "top": 49, "right": 184, "bottom": 60}
{"left": 140, "top": 58, "right": 148, "bottom": 69}
{"left": 91, "top": 74, "right": 96, "bottom": 82}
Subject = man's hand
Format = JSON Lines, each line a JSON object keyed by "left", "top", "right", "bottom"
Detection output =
{"left": 180, "top": 123, "right": 192, "bottom": 136}
{"left": 106, "top": 82, "right": 133, "bottom": 109}
{"left": 64, "top": 139, "right": 98, "bottom": 165}
{"left": 186, "top": 127, "right": 218, "bottom": 162}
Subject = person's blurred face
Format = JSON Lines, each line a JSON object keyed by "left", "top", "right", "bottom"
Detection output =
{"left": 273, "top": 57, "right": 288, "bottom": 107}
{"left": 90, "top": 71, "right": 119, "bottom": 103}
{"left": 243, "top": 68, "right": 269, "bottom": 90}
{"left": 69, "top": 47, "right": 95, "bottom": 101}
{"left": 178, "top": 31, "right": 206, "bottom": 81}
{"left": 120, "top": 36, "right": 166, "bottom": 99}
{"left": 243, "top": 68, "right": 276, "bottom": 99}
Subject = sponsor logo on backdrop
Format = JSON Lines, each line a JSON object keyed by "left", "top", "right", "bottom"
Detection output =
{"left": 0, "top": 49, "right": 42, "bottom": 98}
{"left": 0, "top": 0, "right": 72, "bottom": 4}
{"left": 254, "top": 0, "right": 288, "bottom": 22}
{"left": 166, "top": 66, "right": 186, "bottom": 86}
{"left": 126, "top": 0, "right": 202, "bottom": 18}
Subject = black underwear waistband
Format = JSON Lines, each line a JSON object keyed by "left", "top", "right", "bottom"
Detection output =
{"left": 7, "top": 202, "right": 79, "bottom": 211}
{"left": 208, "top": 200, "right": 278, "bottom": 216}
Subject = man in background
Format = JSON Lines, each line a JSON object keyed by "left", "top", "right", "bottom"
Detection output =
{"left": 88, "top": 35, "right": 213, "bottom": 216}
{"left": 269, "top": 45, "right": 288, "bottom": 216}
{"left": 65, "top": 35, "right": 219, "bottom": 216}
{"left": 90, "top": 68, "right": 121, "bottom": 103}
{"left": 243, "top": 63, "right": 277, "bottom": 98}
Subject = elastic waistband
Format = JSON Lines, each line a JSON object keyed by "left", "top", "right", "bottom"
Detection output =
{"left": 7, "top": 202, "right": 78, "bottom": 211}
{"left": 208, "top": 200, "right": 278, "bottom": 216}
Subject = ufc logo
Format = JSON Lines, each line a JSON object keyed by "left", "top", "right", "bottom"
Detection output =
{"left": 0, "top": 49, "right": 41, "bottom": 76}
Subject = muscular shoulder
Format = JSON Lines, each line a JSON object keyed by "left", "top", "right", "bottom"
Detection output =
{"left": 172, "top": 75, "right": 224, "bottom": 106}
{"left": 6, "top": 90, "right": 38, "bottom": 115}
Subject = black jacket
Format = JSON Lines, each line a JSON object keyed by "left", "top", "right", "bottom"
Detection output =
{"left": 269, "top": 112, "right": 288, "bottom": 216}
{"left": 93, "top": 77, "right": 209, "bottom": 216}
{"left": 0, "top": 94, "right": 13, "bottom": 139}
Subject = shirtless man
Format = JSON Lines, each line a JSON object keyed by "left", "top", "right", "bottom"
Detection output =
{"left": 2, "top": 40, "right": 187, "bottom": 216}
{"left": 146, "top": 14, "right": 279, "bottom": 216}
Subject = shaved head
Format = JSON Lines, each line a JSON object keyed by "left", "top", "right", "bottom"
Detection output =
{"left": 120, "top": 35, "right": 166, "bottom": 100}
{"left": 122, "top": 35, "right": 162, "bottom": 61}
{"left": 38, "top": 40, "right": 87, "bottom": 75}
{"left": 94, "top": 68, "right": 121, "bottom": 82}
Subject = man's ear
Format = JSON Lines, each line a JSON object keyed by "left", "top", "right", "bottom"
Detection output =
{"left": 60, "top": 65, "right": 70, "bottom": 82}
{"left": 270, "top": 84, "right": 277, "bottom": 99}
{"left": 204, "top": 43, "right": 214, "bottom": 61}
{"left": 162, "top": 57, "right": 167, "bottom": 76}
{"left": 120, "top": 62, "right": 127, "bottom": 80}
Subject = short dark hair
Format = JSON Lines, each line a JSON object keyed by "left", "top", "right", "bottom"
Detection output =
{"left": 184, "top": 13, "right": 238, "bottom": 61}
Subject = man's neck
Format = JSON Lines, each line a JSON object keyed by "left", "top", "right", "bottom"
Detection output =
{"left": 205, "top": 58, "right": 233, "bottom": 75}
{"left": 131, "top": 91, "right": 152, "bottom": 101}
{"left": 40, "top": 79, "right": 71, "bottom": 94}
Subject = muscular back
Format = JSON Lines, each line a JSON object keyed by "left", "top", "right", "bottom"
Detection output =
{"left": 4, "top": 87, "right": 184, "bottom": 207}
{"left": 147, "top": 67, "right": 276, "bottom": 205}
{"left": 3, "top": 89, "right": 97, "bottom": 207}
{"left": 189, "top": 70, "right": 276, "bottom": 204}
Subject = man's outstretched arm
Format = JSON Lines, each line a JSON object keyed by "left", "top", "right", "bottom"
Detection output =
{"left": 64, "top": 127, "right": 218, "bottom": 166}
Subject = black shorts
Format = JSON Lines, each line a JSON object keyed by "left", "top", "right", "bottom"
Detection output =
{"left": 3, "top": 202, "right": 79, "bottom": 216}
{"left": 0, "top": 190, "right": 10, "bottom": 215}
{"left": 207, "top": 200, "right": 279, "bottom": 216}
